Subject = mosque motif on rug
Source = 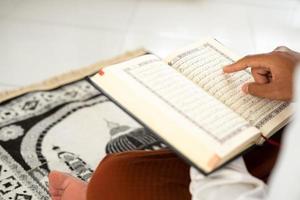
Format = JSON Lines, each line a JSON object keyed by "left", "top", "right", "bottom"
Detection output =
{"left": 0, "top": 77, "right": 164, "bottom": 200}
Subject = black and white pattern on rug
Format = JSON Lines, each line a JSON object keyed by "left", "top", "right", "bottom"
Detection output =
{"left": 105, "top": 120, "right": 165, "bottom": 154}
{"left": 0, "top": 79, "right": 164, "bottom": 200}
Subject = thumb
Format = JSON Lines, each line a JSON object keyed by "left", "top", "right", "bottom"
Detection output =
{"left": 243, "top": 82, "right": 273, "bottom": 99}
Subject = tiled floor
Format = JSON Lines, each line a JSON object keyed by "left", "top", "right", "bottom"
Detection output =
{"left": 0, "top": 0, "right": 300, "bottom": 90}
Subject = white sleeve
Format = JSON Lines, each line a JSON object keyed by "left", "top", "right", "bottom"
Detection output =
{"left": 190, "top": 157, "right": 267, "bottom": 200}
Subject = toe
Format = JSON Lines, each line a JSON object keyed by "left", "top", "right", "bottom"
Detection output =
{"left": 48, "top": 171, "right": 88, "bottom": 200}
{"left": 48, "top": 171, "right": 72, "bottom": 190}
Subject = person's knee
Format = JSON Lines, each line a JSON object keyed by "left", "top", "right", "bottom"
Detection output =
{"left": 86, "top": 150, "right": 191, "bottom": 200}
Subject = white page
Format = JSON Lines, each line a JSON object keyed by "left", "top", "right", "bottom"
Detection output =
{"left": 115, "top": 55, "right": 255, "bottom": 144}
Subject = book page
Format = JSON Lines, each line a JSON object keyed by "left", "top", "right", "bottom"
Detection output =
{"left": 91, "top": 54, "right": 260, "bottom": 171}
{"left": 165, "top": 39, "right": 292, "bottom": 137}
{"left": 121, "top": 55, "right": 254, "bottom": 144}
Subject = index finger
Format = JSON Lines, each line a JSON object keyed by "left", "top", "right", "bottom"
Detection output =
{"left": 223, "top": 54, "right": 271, "bottom": 73}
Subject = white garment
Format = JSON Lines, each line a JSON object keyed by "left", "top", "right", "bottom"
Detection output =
{"left": 190, "top": 69, "right": 300, "bottom": 200}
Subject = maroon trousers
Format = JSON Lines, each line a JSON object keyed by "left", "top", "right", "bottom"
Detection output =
{"left": 87, "top": 149, "right": 191, "bottom": 200}
{"left": 87, "top": 133, "right": 282, "bottom": 200}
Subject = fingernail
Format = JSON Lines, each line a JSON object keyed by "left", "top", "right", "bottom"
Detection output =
{"left": 242, "top": 84, "right": 248, "bottom": 94}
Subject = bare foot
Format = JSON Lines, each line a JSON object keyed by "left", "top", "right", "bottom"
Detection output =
{"left": 48, "top": 171, "right": 87, "bottom": 200}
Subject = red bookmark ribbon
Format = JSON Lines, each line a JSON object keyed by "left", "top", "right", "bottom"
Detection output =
{"left": 99, "top": 69, "right": 105, "bottom": 76}
{"left": 260, "top": 134, "right": 281, "bottom": 147}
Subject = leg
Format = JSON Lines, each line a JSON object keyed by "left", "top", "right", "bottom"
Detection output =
{"left": 48, "top": 136, "right": 283, "bottom": 200}
{"left": 87, "top": 149, "right": 191, "bottom": 200}
{"left": 48, "top": 149, "right": 191, "bottom": 200}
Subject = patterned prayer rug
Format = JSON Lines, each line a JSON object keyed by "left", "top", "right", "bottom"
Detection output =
{"left": 0, "top": 50, "right": 165, "bottom": 200}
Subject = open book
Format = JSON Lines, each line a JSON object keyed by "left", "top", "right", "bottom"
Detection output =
{"left": 89, "top": 39, "right": 293, "bottom": 174}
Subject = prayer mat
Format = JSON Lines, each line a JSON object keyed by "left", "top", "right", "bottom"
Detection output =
{"left": 0, "top": 50, "right": 165, "bottom": 200}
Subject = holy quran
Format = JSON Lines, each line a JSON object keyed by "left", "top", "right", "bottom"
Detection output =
{"left": 89, "top": 38, "right": 292, "bottom": 174}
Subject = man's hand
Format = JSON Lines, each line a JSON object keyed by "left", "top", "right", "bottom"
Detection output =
{"left": 223, "top": 46, "right": 300, "bottom": 101}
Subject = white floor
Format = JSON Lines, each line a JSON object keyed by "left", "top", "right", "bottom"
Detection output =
{"left": 1, "top": 0, "right": 300, "bottom": 90}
